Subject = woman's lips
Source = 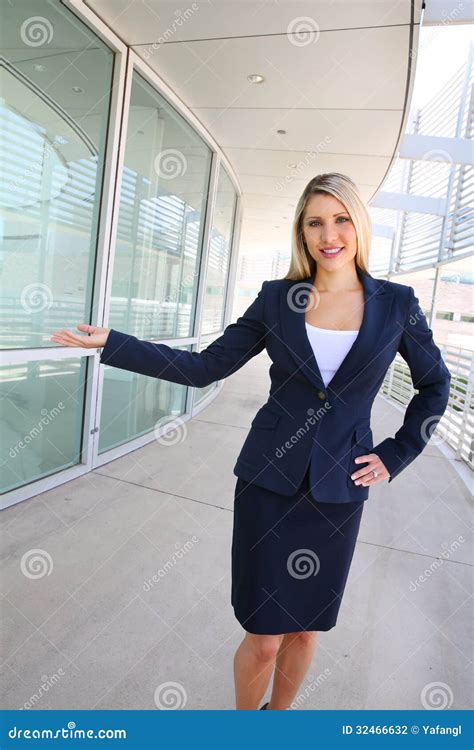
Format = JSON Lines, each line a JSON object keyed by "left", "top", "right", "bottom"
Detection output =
{"left": 320, "top": 246, "right": 344, "bottom": 258}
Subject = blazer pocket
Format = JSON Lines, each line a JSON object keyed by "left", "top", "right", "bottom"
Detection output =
{"left": 347, "top": 426, "right": 374, "bottom": 487}
{"left": 250, "top": 408, "right": 281, "bottom": 430}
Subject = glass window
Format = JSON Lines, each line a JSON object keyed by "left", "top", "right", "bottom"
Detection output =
{"left": 200, "top": 167, "right": 237, "bottom": 334}
{"left": 98, "top": 345, "right": 190, "bottom": 454}
{"left": 1, "top": 357, "right": 87, "bottom": 493}
{"left": 0, "top": 0, "right": 114, "bottom": 349}
{"left": 107, "top": 71, "right": 212, "bottom": 341}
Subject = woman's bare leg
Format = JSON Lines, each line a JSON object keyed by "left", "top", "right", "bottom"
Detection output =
{"left": 268, "top": 631, "right": 318, "bottom": 709}
{"left": 234, "top": 632, "right": 284, "bottom": 709}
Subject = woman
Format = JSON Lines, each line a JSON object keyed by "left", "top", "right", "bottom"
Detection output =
{"left": 50, "top": 173, "right": 451, "bottom": 710}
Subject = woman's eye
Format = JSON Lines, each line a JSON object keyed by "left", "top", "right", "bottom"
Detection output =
{"left": 308, "top": 217, "right": 348, "bottom": 227}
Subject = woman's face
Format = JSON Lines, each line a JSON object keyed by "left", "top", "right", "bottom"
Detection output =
{"left": 301, "top": 193, "right": 358, "bottom": 272}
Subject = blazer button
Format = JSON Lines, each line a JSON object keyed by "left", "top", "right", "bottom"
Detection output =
{"left": 317, "top": 390, "right": 326, "bottom": 400}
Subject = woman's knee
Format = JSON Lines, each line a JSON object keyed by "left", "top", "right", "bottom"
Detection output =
{"left": 284, "top": 630, "right": 317, "bottom": 647}
{"left": 246, "top": 633, "right": 284, "bottom": 662}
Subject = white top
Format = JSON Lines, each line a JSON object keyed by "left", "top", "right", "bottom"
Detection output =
{"left": 305, "top": 322, "right": 359, "bottom": 387}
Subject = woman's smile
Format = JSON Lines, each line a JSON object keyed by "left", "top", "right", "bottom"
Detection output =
{"left": 319, "top": 246, "right": 345, "bottom": 258}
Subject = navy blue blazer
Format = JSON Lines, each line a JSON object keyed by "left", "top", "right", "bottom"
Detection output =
{"left": 99, "top": 267, "right": 451, "bottom": 503}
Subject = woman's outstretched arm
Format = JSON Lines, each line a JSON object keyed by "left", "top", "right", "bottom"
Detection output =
{"left": 50, "top": 281, "right": 269, "bottom": 388}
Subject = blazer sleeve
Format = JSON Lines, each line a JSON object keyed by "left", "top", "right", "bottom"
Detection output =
{"left": 99, "top": 281, "right": 269, "bottom": 388}
{"left": 371, "top": 285, "right": 451, "bottom": 483}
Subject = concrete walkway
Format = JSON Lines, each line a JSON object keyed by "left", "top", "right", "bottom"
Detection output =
{"left": 1, "top": 351, "right": 472, "bottom": 710}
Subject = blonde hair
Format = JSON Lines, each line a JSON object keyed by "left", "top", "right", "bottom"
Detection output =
{"left": 284, "top": 173, "right": 372, "bottom": 280}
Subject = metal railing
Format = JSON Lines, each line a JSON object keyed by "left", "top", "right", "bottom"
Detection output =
{"left": 371, "top": 43, "right": 474, "bottom": 276}
{"left": 381, "top": 345, "right": 474, "bottom": 472}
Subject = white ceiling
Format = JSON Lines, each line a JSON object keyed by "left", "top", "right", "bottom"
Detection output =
{"left": 85, "top": 0, "right": 423, "bottom": 254}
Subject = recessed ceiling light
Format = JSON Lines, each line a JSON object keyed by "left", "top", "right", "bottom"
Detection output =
{"left": 72, "top": 86, "right": 84, "bottom": 94}
{"left": 34, "top": 64, "right": 45, "bottom": 72}
{"left": 247, "top": 74, "right": 264, "bottom": 84}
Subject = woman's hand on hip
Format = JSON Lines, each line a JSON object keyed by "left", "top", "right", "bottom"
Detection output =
{"left": 351, "top": 454, "right": 390, "bottom": 486}
{"left": 50, "top": 324, "right": 110, "bottom": 349}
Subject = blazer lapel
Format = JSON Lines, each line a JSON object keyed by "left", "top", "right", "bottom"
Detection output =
{"left": 279, "top": 267, "right": 395, "bottom": 394}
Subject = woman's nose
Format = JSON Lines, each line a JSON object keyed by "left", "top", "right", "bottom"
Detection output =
{"left": 320, "top": 233, "right": 340, "bottom": 245}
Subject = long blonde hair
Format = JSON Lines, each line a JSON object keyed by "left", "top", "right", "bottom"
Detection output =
{"left": 284, "top": 173, "right": 372, "bottom": 280}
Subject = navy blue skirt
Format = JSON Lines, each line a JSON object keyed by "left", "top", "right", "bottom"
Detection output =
{"left": 231, "top": 465, "right": 364, "bottom": 635}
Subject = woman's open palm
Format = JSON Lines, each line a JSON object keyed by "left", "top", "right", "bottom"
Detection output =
{"left": 50, "top": 324, "right": 110, "bottom": 349}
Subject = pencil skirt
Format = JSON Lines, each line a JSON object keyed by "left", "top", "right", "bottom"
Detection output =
{"left": 231, "top": 464, "right": 365, "bottom": 635}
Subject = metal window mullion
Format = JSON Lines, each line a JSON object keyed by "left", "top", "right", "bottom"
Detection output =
{"left": 1, "top": 347, "right": 96, "bottom": 366}
{"left": 188, "top": 151, "right": 220, "bottom": 416}
{"left": 222, "top": 190, "right": 243, "bottom": 330}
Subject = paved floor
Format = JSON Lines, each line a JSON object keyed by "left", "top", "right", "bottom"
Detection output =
{"left": 1, "top": 352, "right": 472, "bottom": 710}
